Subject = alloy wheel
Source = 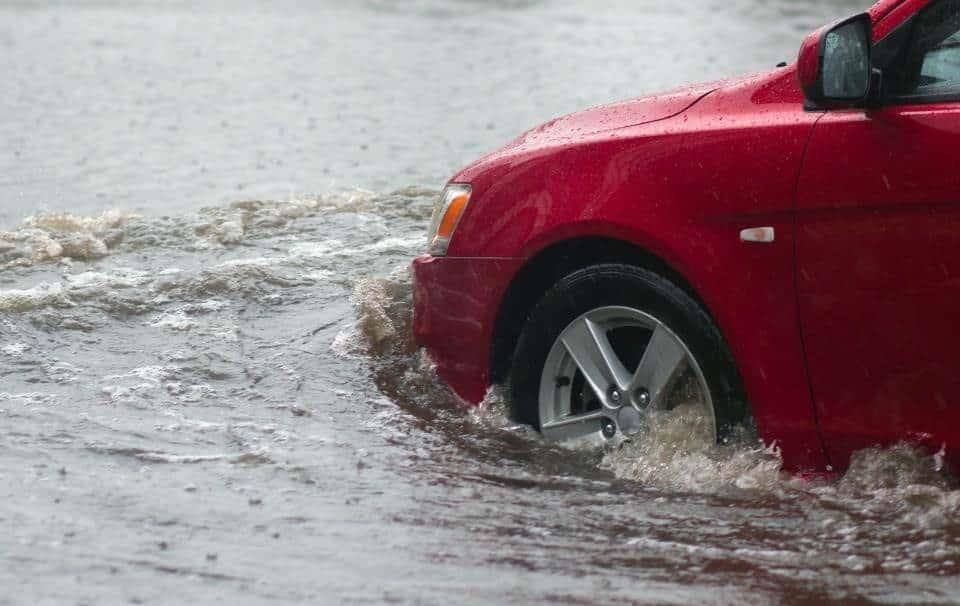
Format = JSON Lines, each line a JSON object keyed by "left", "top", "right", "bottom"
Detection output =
{"left": 537, "top": 306, "right": 716, "bottom": 445}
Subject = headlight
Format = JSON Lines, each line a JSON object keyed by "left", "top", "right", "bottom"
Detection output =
{"left": 426, "top": 183, "right": 472, "bottom": 257}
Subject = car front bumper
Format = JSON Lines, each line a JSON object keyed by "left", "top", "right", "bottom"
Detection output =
{"left": 411, "top": 254, "right": 522, "bottom": 404}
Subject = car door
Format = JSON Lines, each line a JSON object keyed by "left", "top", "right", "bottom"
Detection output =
{"left": 796, "top": 0, "right": 960, "bottom": 468}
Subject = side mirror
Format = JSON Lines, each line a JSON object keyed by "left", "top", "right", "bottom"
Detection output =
{"left": 798, "top": 13, "right": 875, "bottom": 108}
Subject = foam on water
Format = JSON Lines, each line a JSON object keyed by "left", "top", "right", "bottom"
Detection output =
{"left": 0, "top": 210, "right": 138, "bottom": 267}
{"left": 0, "top": 256, "right": 310, "bottom": 315}
{"left": 0, "top": 282, "right": 73, "bottom": 312}
{"left": 0, "top": 189, "right": 435, "bottom": 270}
{"left": 1, "top": 342, "right": 30, "bottom": 357}
{"left": 601, "top": 409, "right": 786, "bottom": 494}
{"left": 148, "top": 301, "right": 233, "bottom": 336}
{"left": 85, "top": 444, "right": 273, "bottom": 465}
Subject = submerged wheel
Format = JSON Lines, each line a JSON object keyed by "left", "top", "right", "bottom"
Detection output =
{"left": 508, "top": 264, "right": 747, "bottom": 445}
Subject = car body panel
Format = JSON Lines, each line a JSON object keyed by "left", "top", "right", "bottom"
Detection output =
{"left": 412, "top": 255, "right": 523, "bottom": 403}
{"left": 796, "top": 102, "right": 960, "bottom": 468}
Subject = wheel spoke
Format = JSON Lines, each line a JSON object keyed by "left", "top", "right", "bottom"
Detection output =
{"left": 541, "top": 410, "right": 605, "bottom": 443}
{"left": 629, "top": 325, "right": 688, "bottom": 409}
{"left": 561, "top": 317, "right": 632, "bottom": 401}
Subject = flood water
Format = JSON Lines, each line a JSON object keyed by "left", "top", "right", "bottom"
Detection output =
{"left": 3, "top": 1, "right": 960, "bottom": 604}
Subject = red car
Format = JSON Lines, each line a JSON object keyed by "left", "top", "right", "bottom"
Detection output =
{"left": 412, "top": 0, "right": 960, "bottom": 473}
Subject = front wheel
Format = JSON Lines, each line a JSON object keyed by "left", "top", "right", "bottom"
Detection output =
{"left": 508, "top": 264, "right": 748, "bottom": 446}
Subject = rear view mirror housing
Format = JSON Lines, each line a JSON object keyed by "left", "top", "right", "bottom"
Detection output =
{"left": 798, "top": 13, "right": 877, "bottom": 109}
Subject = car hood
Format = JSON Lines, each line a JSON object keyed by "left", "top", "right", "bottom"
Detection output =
{"left": 511, "top": 81, "right": 718, "bottom": 146}
{"left": 452, "top": 81, "right": 721, "bottom": 184}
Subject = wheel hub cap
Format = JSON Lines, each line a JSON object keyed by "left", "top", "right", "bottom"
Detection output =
{"left": 616, "top": 405, "right": 643, "bottom": 436}
{"left": 537, "top": 306, "right": 716, "bottom": 446}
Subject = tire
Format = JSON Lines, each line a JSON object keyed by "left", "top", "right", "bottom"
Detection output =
{"left": 508, "top": 263, "right": 748, "bottom": 444}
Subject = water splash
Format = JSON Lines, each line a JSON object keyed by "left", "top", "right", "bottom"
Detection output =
{"left": 601, "top": 407, "right": 785, "bottom": 493}
{"left": 351, "top": 266, "right": 415, "bottom": 357}
{"left": 0, "top": 283, "right": 73, "bottom": 312}
{"left": 0, "top": 188, "right": 435, "bottom": 270}
{"left": 0, "top": 210, "right": 138, "bottom": 267}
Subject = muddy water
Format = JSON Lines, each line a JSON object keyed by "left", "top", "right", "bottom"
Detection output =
{"left": 3, "top": 1, "right": 960, "bottom": 605}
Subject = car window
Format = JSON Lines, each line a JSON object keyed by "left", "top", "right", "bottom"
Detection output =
{"left": 918, "top": 30, "right": 960, "bottom": 89}
{"left": 894, "top": 0, "right": 960, "bottom": 97}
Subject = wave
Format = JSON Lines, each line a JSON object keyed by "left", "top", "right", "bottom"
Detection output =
{"left": 0, "top": 188, "right": 437, "bottom": 271}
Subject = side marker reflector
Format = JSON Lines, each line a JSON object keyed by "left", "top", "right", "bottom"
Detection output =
{"left": 740, "top": 227, "right": 776, "bottom": 244}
